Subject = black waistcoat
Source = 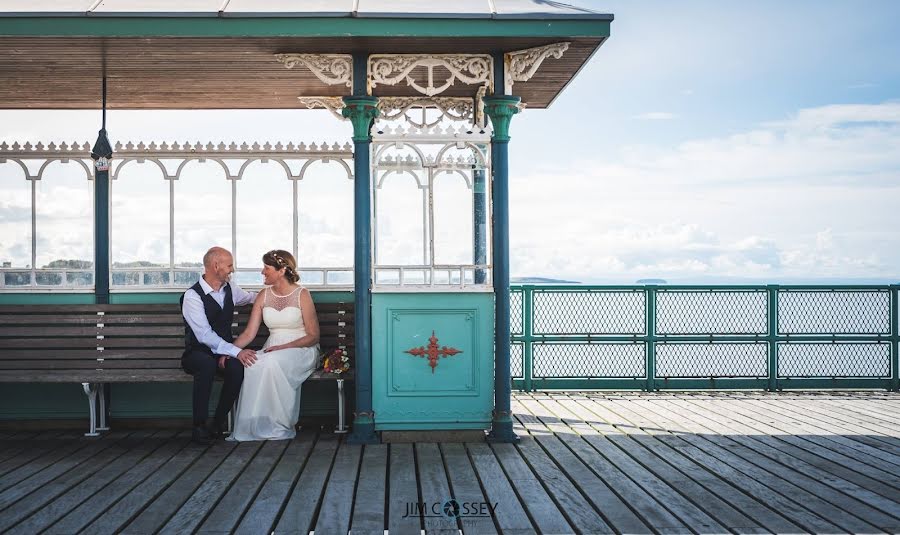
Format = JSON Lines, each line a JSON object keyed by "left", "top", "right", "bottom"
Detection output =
{"left": 181, "top": 280, "right": 234, "bottom": 356}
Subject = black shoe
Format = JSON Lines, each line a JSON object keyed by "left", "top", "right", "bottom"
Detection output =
{"left": 207, "top": 421, "right": 226, "bottom": 440}
{"left": 192, "top": 425, "right": 213, "bottom": 446}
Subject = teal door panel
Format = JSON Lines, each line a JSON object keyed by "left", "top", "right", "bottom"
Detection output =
{"left": 372, "top": 292, "right": 494, "bottom": 430}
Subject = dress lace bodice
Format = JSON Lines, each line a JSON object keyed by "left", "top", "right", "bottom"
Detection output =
{"left": 262, "top": 286, "right": 307, "bottom": 348}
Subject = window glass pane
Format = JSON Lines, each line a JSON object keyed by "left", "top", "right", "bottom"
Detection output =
{"left": 235, "top": 161, "right": 292, "bottom": 272}
{"left": 111, "top": 160, "right": 169, "bottom": 273}
{"left": 298, "top": 160, "right": 353, "bottom": 269}
{"left": 0, "top": 163, "right": 32, "bottom": 268}
{"left": 432, "top": 171, "right": 473, "bottom": 265}
{"left": 174, "top": 162, "right": 230, "bottom": 266}
{"left": 375, "top": 171, "right": 426, "bottom": 266}
{"left": 34, "top": 161, "right": 93, "bottom": 271}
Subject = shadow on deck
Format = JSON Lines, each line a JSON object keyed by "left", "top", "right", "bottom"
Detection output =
{"left": 1, "top": 392, "right": 899, "bottom": 534}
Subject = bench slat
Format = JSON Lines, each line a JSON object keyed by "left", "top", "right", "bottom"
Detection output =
{"left": 0, "top": 359, "right": 181, "bottom": 369}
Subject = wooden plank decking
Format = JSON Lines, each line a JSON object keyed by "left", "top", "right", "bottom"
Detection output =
{"left": 1, "top": 392, "right": 899, "bottom": 534}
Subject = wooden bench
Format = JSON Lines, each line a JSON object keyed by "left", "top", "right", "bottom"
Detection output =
{"left": 0, "top": 301, "right": 355, "bottom": 436}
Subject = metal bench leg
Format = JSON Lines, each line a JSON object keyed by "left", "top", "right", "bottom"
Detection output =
{"left": 335, "top": 379, "right": 347, "bottom": 434}
{"left": 82, "top": 383, "right": 101, "bottom": 437}
{"left": 97, "top": 384, "right": 110, "bottom": 431}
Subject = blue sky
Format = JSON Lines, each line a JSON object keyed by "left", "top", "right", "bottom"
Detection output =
{"left": 1, "top": 0, "right": 899, "bottom": 283}
{"left": 508, "top": 0, "right": 900, "bottom": 282}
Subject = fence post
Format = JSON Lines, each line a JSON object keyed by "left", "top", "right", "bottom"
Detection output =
{"left": 767, "top": 285, "right": 779, "bottom": 392}
{"left": 523, "top": 286, "right": 534, "bottom": 393}
{"left": 891, "top": 284, "right": 899, "bottom": 392}
{"left": 646, "top": 286, "right": 657, "bottom": 392}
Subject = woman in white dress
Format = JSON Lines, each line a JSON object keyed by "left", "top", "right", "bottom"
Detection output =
{"left": 229, "top": 249, "right": 319, "bottom": 441}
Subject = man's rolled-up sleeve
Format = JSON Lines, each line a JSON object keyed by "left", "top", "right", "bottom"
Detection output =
{"left": 182, "top": 289, "right": 242, "bottom": 358}
{"left": 231, "top": 284, "right": 257, "bottom": 307}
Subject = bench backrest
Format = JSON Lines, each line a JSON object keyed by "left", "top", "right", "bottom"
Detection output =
{"left": 0, "top": 300, "right": 354, "bottom": 382}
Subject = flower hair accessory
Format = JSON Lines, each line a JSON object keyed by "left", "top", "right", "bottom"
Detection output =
{"left": 322, "top": 348, "right": 350, "bottom": 374}
{"left": 267, "top": 250, "right": 297, "bottom": 279}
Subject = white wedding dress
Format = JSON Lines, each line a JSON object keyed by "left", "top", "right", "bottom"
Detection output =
{"left": 229, "top": 286, "right": 318, "bottom": 441}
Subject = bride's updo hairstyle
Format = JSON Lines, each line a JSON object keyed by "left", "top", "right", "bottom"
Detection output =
{"left": 263, "top": 249, "right": 300, "bottom": 284}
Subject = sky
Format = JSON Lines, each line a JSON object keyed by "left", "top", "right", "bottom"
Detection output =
{"left": 1, "top": 0, "right": 899, "bottom": 283}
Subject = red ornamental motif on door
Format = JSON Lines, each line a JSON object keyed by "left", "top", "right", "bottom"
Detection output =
{"left": 404, "top": 331, "right": 462, "bottom": 373}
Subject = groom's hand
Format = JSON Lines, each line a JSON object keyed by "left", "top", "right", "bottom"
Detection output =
{"left": 237, "top": 349, "right": 257, "bottom": 367}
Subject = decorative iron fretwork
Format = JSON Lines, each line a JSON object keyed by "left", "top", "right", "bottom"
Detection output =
{"left": 368, "top": 54, "right": 493, "bottom": 97}
{"left": 404, "top": 331, "right": 462, "bottom": 373}
{"left": 0, "top": 139, "right": 355, "bottom": 290}
{"left": 378, "top": 96, "right": 476, "bottom": 127}
{"left": 274, "top": 54, "right": 353, "bottom": 87}
{"left": 297, "top": 96, "right": 347, "bottom": 121}
{"left": 504, "top": 42, "right": 570, "bottom": 94}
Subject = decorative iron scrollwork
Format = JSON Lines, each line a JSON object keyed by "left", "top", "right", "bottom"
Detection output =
{"left": 275, "top": 54, "right": 353, "bottom": 88}
{"left": 368, "top": 54, "right": 493, "bottom": 97}
{"left": 504, "top": 42, "right": 570, "bottom": 94}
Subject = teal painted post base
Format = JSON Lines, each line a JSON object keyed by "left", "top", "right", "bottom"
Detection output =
{"left": 485, "top": 410, "right": 518, "bottom": 443}
{"left": 372, "top": 293, "right": 494, "bottom": 431}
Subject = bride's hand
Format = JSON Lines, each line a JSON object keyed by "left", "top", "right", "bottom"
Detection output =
{"left": 266, "top": 344, "right": 284, "bottom": 352}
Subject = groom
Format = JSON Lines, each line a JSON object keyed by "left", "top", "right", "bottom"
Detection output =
{"left": 181, "top": 246, "right": 257, "bottom": 445}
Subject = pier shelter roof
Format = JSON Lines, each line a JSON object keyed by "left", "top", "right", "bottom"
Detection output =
{"left": 0, "top": 0, "right": 612, "bottom": 110}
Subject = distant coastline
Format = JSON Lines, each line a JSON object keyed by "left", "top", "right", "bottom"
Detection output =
{"left": 511, "top": 276, "right": 580, "bottom": 284}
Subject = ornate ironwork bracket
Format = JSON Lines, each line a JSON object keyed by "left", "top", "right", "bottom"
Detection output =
{"left": 368, "top": 54, "right": 493, "bottom": 97}
{"left": 297, "top": 96, "right": 347, "bottom": 121}
{"left": 378, "top": 96, "right": 477, "bottom": 127}
{"left": 405, "top": 331, "right": 463, "bottom": 373}
{"left": 504, "top": 42, "right": 570, "bottom": 95}
{"left": 275, "top": 54, "right": 353, "bottom": 88}
{"left": 299, "top": 95, "right": 481, "bottom": 127}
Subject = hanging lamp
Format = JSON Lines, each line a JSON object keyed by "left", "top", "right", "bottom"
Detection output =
{"left": 90, "top": 74, "right": 112, "bottom": 170}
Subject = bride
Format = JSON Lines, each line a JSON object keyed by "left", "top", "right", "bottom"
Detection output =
{"left": 229, "top": 249, "right": 319, "bottom": 441}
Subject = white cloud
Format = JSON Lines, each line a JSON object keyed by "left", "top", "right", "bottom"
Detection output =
{"left": 510, "top": 101, "right": 900, "bottom": 282}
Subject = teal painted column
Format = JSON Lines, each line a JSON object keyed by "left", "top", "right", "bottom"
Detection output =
{"left": 343, "top": 56, "right": 379, "bottom": 444}
{"left": 484, "top": 89, "right": 520, "bottom": 444}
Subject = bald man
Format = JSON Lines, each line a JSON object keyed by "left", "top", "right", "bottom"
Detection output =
{"left": 181, "top": 246, "right": 257, "bottom": 445}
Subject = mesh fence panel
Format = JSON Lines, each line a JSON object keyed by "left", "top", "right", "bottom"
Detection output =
{"left": 779, "top": 290, "right": 890, "bottom": 334}
{"left": 511, "top": 290, "right": 523, "bottom": 336}
{"left": 533, "top": 343, "right": 645, "bottom": 378}
{"left": 656, "top": 343, "right": 768, "bottom": 377}
{"left": 533, "top": 291, "right": 645, "bottom": 335}
{"left": 657, "top": 290, "right": 767, "bottom": 334}
{"left": 511, "top": 343, "right": 523, "bottom": 379}
{"left": 778, "top": 343, "right": 890, "bottom": 377}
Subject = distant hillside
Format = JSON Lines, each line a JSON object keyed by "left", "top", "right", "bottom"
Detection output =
{"left": 511, "top": 276, "right": 580, "bottom": 284}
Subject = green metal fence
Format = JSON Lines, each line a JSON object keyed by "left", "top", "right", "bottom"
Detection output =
{"left": 510, "top": 284, "right": 900, "bottom": 392}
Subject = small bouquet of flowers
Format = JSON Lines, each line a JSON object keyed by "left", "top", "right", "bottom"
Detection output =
{"left": 322, "top": 348, "right": 350, "bottom": 374}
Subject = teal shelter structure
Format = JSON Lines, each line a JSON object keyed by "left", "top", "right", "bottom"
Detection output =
{"left": 0, "top": 1, "right": 613, "bottom": 442}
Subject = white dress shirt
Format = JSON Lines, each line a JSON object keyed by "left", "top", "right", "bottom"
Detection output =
{"left": 182, "top": 276, "right": 256, "bottom": 358}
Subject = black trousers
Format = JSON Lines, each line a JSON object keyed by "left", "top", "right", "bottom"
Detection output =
{"left": 182, "top": 349, "right": 244, "bottom": 427}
